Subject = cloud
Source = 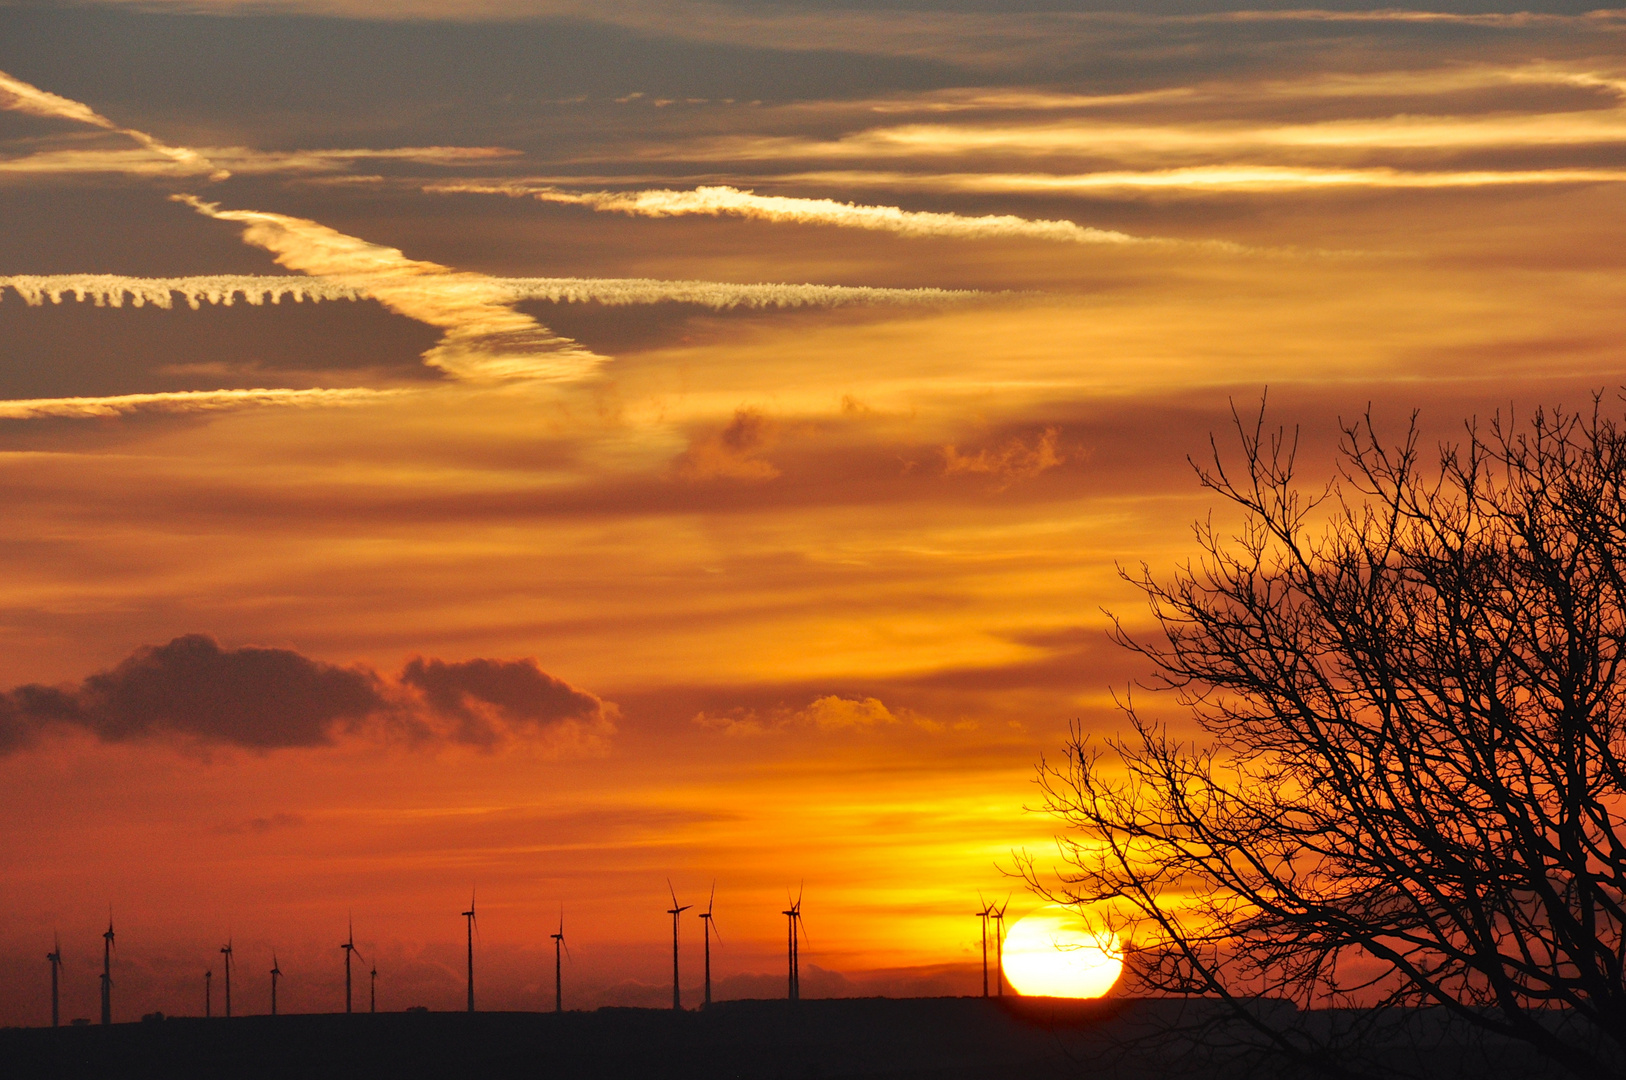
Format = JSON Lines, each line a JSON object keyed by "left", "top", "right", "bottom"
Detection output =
{"left": 672, "top": 408, "right": 780, "bottom": 481}
{"left": 0, "top": 274, "right": 991, "bottom": 312}
{"left": 693, "top": 694, "right": 930, "bottom": 736}
{"left": 430, "top": 182, "right": 1158, "bottom": 246}
{"left": 0, "top": 634, "right": 386, "bottom": 750}
{"left": 1, "top": 66, "right": 515, "bottom": 181}
{"left": 399, "top": 656, "right": 616, "bottom": 749}
{"left": 775, "top": 166, "right": 1626, "bottom": 195}
{"left": 943, "top": 427, "right": 1065, "bottom": 487}
{"left": 0, "top": 635, "right": 616, "bottom": 754}
{"left": 176, "top": 196, "right": 605, "bottom": 382}
{"left": 682, "top": 109, "right": 1626, "bottom": 166}
{"left": 0, "top": 144, "right": 516, "bottom": 179}
{"left": 0, "top": 387, "right": 405, "bottom": 420}
{"left": 0, "top": 66, "right": 225, "bottom": 179}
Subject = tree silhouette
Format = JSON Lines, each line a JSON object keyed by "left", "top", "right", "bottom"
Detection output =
{"left": 1031, "top": 400, "right": 1626, "bottom": 1079}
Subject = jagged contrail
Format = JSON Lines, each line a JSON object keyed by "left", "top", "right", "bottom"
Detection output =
{"left": 0, "top": 274, "right": 988, "bottom": 311}
{"left": 0, "top": 387, "right": 405, "bottom": 420}
{"left": 428, "top": 182, "right": 1159, "bottom": 246}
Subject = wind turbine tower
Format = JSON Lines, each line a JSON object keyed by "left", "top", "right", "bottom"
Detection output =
{"left": 666, "top": 881, "right": 691, "bottom": 1011}
{"left": 698, "top": 883, "right": 720, "bottom": 1007}
{"left": 100, "top": 918, "right": 114, "bottom": 1026}
{"left": 782, "top": 888, "right": 805, "bottom": 1002}
{"left": 975, "top": 897, "right": 993, "bottom": 998}
{"left": 221, "top": 940, "right": 234, "bottom": 1018}
{"left": 370, "top": 965, "right": 378, "bottom": 1014}
{"left": 550, "top": 910, "right": 569, "bottom": 1014}
{"left": 340, "top": 919, "right": 361, "bottom": 1014}
{"left": 46, "top": 935, "right": 62, "bottom": 1028}
{"left": 462, "top": 890, "right": 478, "bottom": 1013}
{"left": 992, "top": 899, "right": 1010, "bottom": 997}
{"left": 205, "top": 970, "right": 212, "bottom": 1019}
{"left": 270, "top": 955, "right": 282, "bottom": 1017}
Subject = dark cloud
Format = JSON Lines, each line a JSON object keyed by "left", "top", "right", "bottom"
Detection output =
{"left": 399, "top": 655, "right": 615, "bottom": 747}
{"left": 0, "top": 634, "right": 614, "bottom": 754}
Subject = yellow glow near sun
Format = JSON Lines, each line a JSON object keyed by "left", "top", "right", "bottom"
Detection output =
{"left": 1001, "top": 905, "right": 1124, "bottom": 998}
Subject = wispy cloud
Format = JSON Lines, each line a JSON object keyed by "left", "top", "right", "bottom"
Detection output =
{"left": 678, "top": 112, "right": 1626, "bottom": 165}
{"left": 0, "top": 144, "right": 518, "bottom": 179}
{"left": 430, "top": 182, "right": 1161, "bottom": 246}
{"left": 774, "top": 166, "right": 1626, "bottom": 195}
{"left": 176, "top": 196, "right": 605, "bottom": 382}
{"left": 0, "top": 67, "right": 226, "bottom": 179}
{"left": 0, "top": 387, "right": 405, "bottom": 420}
{"left": 1, "top": 274, "right": 992, "bottom": 311}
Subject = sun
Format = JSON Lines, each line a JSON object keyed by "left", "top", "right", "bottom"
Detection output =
{"left": 1000, "top": 905, "right": 1123, "bottom": 998}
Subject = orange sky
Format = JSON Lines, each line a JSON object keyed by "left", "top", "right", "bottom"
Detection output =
{"left": 1, "top": 0, "right": 1625, "bottom": 1024}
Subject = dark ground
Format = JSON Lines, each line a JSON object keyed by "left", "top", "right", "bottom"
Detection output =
{"left": 0, "top": 996, "right": 1578, "bottom": 1080}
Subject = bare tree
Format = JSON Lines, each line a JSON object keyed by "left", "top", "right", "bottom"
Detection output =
{"left": 1029, "top": 400, "right": 1626, "bottom": 1079}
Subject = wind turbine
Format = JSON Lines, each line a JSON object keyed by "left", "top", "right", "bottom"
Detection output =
{"left": 992, "top": 898, "right": 1010, "bottom": 997}
{"left": 462, "top": 889, "right": 478, "bottom": 1013}
{"left": 270, "top": 954, "right": 282, "bottom": 1017}
{"left": 100, "top": 916, "right": 114, "bottom": 1026}
{"left": 46, "top": 934, "right": 62, "bottom": 1028}
{"left": 697, "top": 882, "right": 721, "bottom": 1008}
{"left": 666, "top": 881, "right": 691, "bottom": 1011}
{"left": 205, "top": 970, "right": 213, "bottom": 1019}
{"left": 220, "top": 939, "right": 234, "bottom": 1018}
{"left": 781, "top": 887, "right": 806, "bottom": 1002}
{"left": 550, "top": 909, "right": 570, "bottom": 1014}
{"left": 975, "top": 895, "right": 994, "bottom": 998}
{"left": 340, "top": 917, "right": 361, "bottom": 1014}
{"left": 370, "top": 964, "right": 378, "bottom": 1014}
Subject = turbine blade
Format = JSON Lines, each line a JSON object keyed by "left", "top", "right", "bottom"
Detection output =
{"left": 707, "top": 880, "right": 716, "bottom": 916}
{"left": 667, "top": 878, "right": 679, "bottom": 908}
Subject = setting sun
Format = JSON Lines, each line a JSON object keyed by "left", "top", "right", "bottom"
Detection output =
{"left": 1000, "top": 906, "right": 1123, "bottom": 999}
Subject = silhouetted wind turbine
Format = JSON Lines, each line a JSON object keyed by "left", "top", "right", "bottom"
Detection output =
{"left": 46, "top": 934, "right": 62, "bottom": 1028}
{"left": 100, "top": 916, "right": 114, "bottom": 1026}
{"left": 698, "top": 882, "right": 721, "bottom": 1007}
{"left": 550, "top": 908, "right": 570, "bottom": 1014}
{"left": 370, "top": 964, "right": 378, "bottom": 1014}
{"left": 221, "top": 939, "right": 234, "bottom": 1018}
{"left": 462, "top": 889, "right": 478, "bottom": 1013}
{"left": 976, "top": 895, "right": 994, "bottom": 998}
{"left": 341, "top": 917, "right": 361, "bottom": 1014}
{"left": 270, "top": 954, "right": 282, "bottom": 1017}
{"left": 205, "top": 970, "right": 213, "bottom": 1019}
{"left": 992, "top": 898, "right": 1010, "bottom": 997}
{"left": 782, "top": 887, "right": 805, "bottom": 1002}
{"left": 666, "top": 881, "right": 691, "bottom": 1011}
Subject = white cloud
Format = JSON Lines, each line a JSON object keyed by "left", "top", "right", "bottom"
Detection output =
{"left": 429, "top": 182, "right": 1158, "bottom": 246}
{"left": 176, "top": 196, "right": 605, "bottom": 382}
{"left": 0, "top": 387, "right": 405, "bottom": 420}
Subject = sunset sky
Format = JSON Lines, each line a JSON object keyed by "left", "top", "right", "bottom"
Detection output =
{"left": 1, "top": 0, "right": 1624, "bottom": 1024}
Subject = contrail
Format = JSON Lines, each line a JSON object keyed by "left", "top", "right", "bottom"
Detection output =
{"left": 175, "top": 196, "right": 605, "bottom": 382}
{"left": 0, "top": 275, "right": 368, "bottom": 309}
{"left": 0, "top": 67, "right": 225, "bottom": 179}
{"left": 0, "top": 387, "right": 405, "bottom": 420}
{"left": 0, "top": 274, "right": 990, "bottom": 311}
{"left": 428, "top": 182, "right": 1158, "bottom": 246}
